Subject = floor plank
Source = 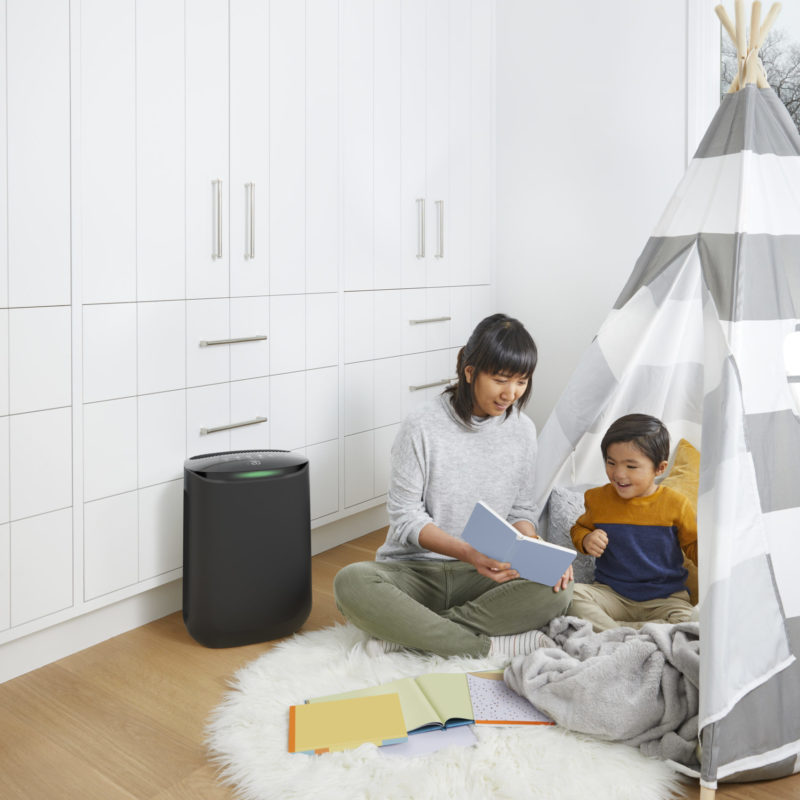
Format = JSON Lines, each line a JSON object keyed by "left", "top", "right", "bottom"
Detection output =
{"left": 0, "top": 527, "right": 797, "bottom": 799}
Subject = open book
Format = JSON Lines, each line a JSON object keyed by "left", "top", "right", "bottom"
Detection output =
{"left": 308, "top": 673, "right": 473, "bottom": 734}
{"left": 467, "top": 671, "right": 553, "bottom": 726}
{"left": 461, "top": 501, "right": 576, "bottom": 585}
{"left": 289, "top": 693, "right": 408, "bottom": 754}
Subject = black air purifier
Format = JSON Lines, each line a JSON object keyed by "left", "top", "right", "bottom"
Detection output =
{"left": 183, "top": 449, "right": 311, "bottom": 647}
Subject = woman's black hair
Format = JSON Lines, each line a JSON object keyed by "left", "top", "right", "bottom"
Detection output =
{"left": 601, "top": 413, "right": 670, "bottom": 468}
{"left": 444, "top": 313, "right": 538, "bottom": 426}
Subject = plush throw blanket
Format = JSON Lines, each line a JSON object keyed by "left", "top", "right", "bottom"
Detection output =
{"left": 504, "top": 617, "right": 700, "bottom": 769}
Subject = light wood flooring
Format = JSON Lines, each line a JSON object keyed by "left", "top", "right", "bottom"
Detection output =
{"left": 0, "top": 528, "right": 797, "bottom": 799}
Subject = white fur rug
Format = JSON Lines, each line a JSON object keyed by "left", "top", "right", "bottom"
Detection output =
{"left": 206, "top": 624, "right": 688, "bottom": 800}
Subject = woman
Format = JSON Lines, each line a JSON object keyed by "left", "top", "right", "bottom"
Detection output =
{"left": 334, "top": 314, "right": 573, "bottom": 658}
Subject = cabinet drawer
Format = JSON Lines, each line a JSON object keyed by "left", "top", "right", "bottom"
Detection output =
{"left": 84, "top": 492, "right": 138, "bottom": 600}
{"left": 187, "top": 298, "right": 230, "bottom": 387}
{"left": 10, "top": 508, "right": 72, "bottom": 627}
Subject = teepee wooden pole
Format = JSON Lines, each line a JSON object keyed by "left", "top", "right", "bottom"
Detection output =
{"left": 759, "top": 2, "right": 782, "bottom": 43}
{"left": 699, "top": 788, "right": 717, "bottom": 800}
{"left": 750, "top": 1, "right": 762, "bottom": 47}
{"left": 715, "top": 5, "right": 737, "bottom": 43}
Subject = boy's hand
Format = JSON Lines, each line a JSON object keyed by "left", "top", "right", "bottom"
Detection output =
{"left": 583, "top": 529, "right": 608, "bottom": 558}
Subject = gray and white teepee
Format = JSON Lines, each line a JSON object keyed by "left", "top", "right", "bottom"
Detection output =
{"left": 533, "top": 2, "right": 800, "bottom": 789}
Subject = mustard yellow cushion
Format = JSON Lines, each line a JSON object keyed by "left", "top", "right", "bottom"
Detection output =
{"left": 661, "top": 438, "right": 700, "bottom": 605}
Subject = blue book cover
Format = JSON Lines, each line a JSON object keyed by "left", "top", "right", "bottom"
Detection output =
{"left": 461, "top": 501, "right": 576, "bottom": 586}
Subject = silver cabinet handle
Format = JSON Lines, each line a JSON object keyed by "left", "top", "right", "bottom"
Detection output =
{"left": 199, "top": 334, "right": 267, "bottom": 347}
{"left": 416, "top": 198, "right": 425, "bottom": 258}
{"left": 409, "top": 378, "right": 455, "bottom": 392}
{"left": 200, "top": 416, "right": 267, "bottom": 435}
{"left": 212, "top": 179, "right": 223, "bottom": 259}
{"left": 409, "top": 316, "right": 451, "bottom": 326}
{"left": 245, "top": 182, "right": 255, "bottom": 259}
{"left": 435, "top": 200, "right": 444, "bottom": 258}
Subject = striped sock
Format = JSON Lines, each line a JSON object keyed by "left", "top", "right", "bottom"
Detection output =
{"left": 364, "top": 637, "right": 405, "bottom": 656}
{"left": 488, "top": 629, "right": 556, "bottom": 657}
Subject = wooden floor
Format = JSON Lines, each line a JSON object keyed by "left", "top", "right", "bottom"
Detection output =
{"left": 0, "top": 527, "right": 797, "bottom": 800}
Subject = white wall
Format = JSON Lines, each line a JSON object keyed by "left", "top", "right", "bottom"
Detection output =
{"left": 495, "top": 0, "right": 717, "bottom": 429}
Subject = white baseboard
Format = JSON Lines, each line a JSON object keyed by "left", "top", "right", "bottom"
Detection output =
{"left": 0, "top": 580, "right": 184, "bottom": 684}
{"left": 0, "top": 505, "right": 388, "bottom": 684}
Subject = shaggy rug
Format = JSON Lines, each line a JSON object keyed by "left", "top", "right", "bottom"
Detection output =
{"left": 206, "top": 624, "right": 688, "bottom": 800}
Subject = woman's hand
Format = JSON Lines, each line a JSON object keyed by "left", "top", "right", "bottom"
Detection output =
{"left": 583, "top": 529, "right": 608, "bottom": 557}
{"left": 468, "top": 549, "right": 520, "bottom": 584}
{"left": 552, "top": 563, "right": 573, "bottom": 592}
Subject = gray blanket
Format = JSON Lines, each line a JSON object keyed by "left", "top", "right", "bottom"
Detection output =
{"left": 504, "top": 616, "right": 700, "bottom": 768}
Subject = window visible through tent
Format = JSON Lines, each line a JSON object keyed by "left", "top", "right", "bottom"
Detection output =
{"left": 720, "top": 16, "right": 800, "bottom": 132}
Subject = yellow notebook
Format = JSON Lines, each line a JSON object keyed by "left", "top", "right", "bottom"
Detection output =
{"left": 288, "top": 693, "right": 408, "bottom": 754}
{"left": 308, "top": 673, "right": 474, "bottom": 734}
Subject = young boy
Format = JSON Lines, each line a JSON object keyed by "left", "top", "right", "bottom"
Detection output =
{"left": 568, "top": 413, "right": 697, "bottom": 632}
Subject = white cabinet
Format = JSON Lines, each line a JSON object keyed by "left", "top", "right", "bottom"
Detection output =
{"left": 0, "top": 0, "right": 495, "bottom": 650}
{"left": 186, "top": 0, "right": 229, "bottom": 300}
{"left": 6, "top": 0, "right": 71, "bottom": 308}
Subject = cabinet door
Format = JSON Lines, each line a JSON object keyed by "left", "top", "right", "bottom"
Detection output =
{"left": 269, "top": 0, "right": 306, "bottom": 295}
{"left": 229, "top": 377, "right": 270, "bottom": 450}
{"left": 229, "top": 297, "right": 269, "bottom": 381}
{"left": 307, "top": 0, "right": 339, "bottom": 294}
{"left": 137, "top": 0, "right": 186, "bottom": 302}
{"left": 344, "top": 430, "right": 374, "bottom": 508}
{"left": 373, "top": 0, "right": 403, "bottom": 291}
{"left": 84, "top": 492, "right": 138, "bottom": 600}
{"left": 306, "top": 439, "right": 338, "bottom": 520}
{"left": 7, "top": 0, "right": 71, "bottom": 308}
{"left": 80, "top": 0, "right": 137, "bottom": 304}
{"left": 270, "top": 371, "right": 306, "bottom": 451}
{"left": 341, "top": 0, "right": 374, "bottom": 292}
{"left": 138, "top": 390, "right": 186, "bottom": 487}
{"left": 186, "top": 299, "right": 230, "bottom": 388}
{"left": 138, "top": 301, "right": 186, "bottom": 395}
{"left": 10, "top": 408, "right": 71, "bottom": 521}
{"left": 83, "top": 304, "right": 137, "bottom": 404}
{"left": 187, "top": 383, "right": 230, "bottom": 457}
{"left": 0, "top": 524, "right": 8, "bottom": 631}
{"left": 230, "top": 0, "right": 269, "bottom": 298}
{"left": 10, "top": 508, "right": 72, "bottom": 626}
{"left": 186, "top": 0, "right": 229, "bottom": 299}
{"left": 425, "top": 0, "right": 449, "bottom": 290}
{"left": 469, "top": 0, "right": 493, "bottom": 285}
{"left": 306, "top": 367, "right": 338, "bottom": 446}
{"left": 138, "top": 480, "right": 182, "bottom": 580}
{"left": 9, "top": 307, "right": 71, "bottom": 414}
{"left": 84, "top": 398, "right": 138, "bottom": 502}
{"left": 269, "top": 295, "right": 306, "bottom": 375}
{"left": 306, "top": 294, "right": 338, "bottom": 370}
{"left": 400, "top": 0, "right": 427, "bottom": 290}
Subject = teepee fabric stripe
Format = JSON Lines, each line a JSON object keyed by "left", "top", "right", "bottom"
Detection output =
{"left": 694, "top": 87, "right": 800, "bottom": 159}
{"left": 651, "top": 152, "right": 800, "bottom": 238}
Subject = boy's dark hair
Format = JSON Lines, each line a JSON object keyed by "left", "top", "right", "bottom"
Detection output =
{"left": 601, "top": 413, "right": 670, "bottom": 468}
{"left": 445, "top": 313, "right": 538, "bottom": 426}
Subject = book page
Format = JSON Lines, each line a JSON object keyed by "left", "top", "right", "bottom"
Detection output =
{"left": 289, "top": 694, "right": 408, "bottom": 753}
{"left": 414, "top": 673, "right": 473, "bottom": 727}
{"left": 467, "top": 671, "right": 553, "bottom": 725}
{"left": 308, "top": 677, "right": 442, "bottom": 733}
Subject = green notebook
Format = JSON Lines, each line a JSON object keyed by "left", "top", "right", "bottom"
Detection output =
{"left": 308, "top": 673, "right": 474, "bottom": 734}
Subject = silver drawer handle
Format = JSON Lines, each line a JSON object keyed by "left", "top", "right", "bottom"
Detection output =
{"left": 199, "top": 335, "right": 268, "bottom": 347}
{"left": 409, "top": 378, "right": 455, "bottom": 392}
{"left": 212, "top": 179, "right": 223, "bottom": 259}
{"left": 435, "top": 199, "right": 444, "bottom": 258}
{"left": 200, "top": 416, "right": 268, "bottom": 435}
{"left": 245, "top": 182, "right": 255, "bottom": 259}
{"left": 409, "top": 316, "right": 451, "bottom": 326}
{"left": 416, "top": 198, "right": 425, "bottom": 258}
